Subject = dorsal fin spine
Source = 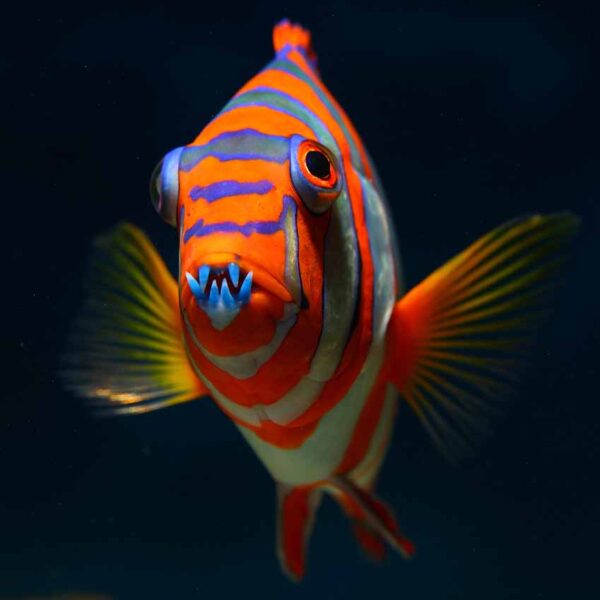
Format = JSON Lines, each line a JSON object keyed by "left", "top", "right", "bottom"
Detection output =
{"left": 273, "top": 19, "right": 318, "bottom": 68}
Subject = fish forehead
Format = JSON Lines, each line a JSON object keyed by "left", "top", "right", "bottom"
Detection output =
{"left": 191, "top": 48, "right": 361, "bottom": 168}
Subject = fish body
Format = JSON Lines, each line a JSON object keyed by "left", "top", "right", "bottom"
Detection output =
{"left": 174, "top": 24, "right": 400, "bottom": 492}
{"left": 64, "top": 20, "right": 578, "bottom": 580}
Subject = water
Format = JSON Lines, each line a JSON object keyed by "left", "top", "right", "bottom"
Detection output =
{"left": 3, "top": 1, "right": 599, "bottom": 598}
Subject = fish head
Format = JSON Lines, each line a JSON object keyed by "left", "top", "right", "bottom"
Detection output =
{"left": 149, "top": 133, "right": 346, "bottom": 356}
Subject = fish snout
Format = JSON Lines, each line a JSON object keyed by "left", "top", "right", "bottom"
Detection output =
{"left": 185, "top": 262, "right": 253, "bottom": 331}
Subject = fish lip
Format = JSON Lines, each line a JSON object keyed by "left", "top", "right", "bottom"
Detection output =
{"left": 190, "top": 252, "right": 294, "bottom": 304}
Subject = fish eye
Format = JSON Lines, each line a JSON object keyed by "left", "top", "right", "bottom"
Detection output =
{"left": 305, "top": 150, "right": 331, "bottom": 181}
{"left": 149, "top": 146, "right": 184, "bottom": 227}
{"left": 290, "top": 136, "right": 342, "bottom": 214}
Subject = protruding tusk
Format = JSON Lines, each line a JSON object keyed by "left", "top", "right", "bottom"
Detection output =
{"left": 221, "top": 279, "right": 236, "bottom": 308}
{"left": 228, "top": 262, "right": 240, "bottom": 287}
{"left": 186, "top": 272, "right": 204, "bottom": 300}
{"left": 199, "top": 265, "right": 210, "bottom": 291}
{"left": 208, "top": 280, "right": 220, "bottom": 307}
{"left": 239, "top": 271, "right": 253, "bottom": 304}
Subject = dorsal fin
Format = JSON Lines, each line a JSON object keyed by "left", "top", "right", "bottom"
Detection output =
{"left": 273, "top": 19, "right": 318, "bottom": 68}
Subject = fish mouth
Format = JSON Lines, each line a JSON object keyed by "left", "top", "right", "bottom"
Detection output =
{"left": 185, "top": 254, "right": 293, "bottom": 331}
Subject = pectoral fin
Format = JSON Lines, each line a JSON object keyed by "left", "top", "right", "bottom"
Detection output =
{"left": 62, "top": 223, "right": 208, "bottom": 414}
{"left": 386, "top": 213, "right": 579, "bottom": 461}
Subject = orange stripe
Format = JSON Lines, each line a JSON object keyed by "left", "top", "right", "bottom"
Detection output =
{"left": 211, "top": 395, "right": 320, "bottom": 449}
{"left": 237, "top": 70, "right": 346, "bottom": 153}
{"left": 335, "top": 367, "right": 387, "bottom": 475}
{"left": 179, "top": 158, "right": 287, "bottom": 226}
{"left": 182, "top": 288, "right": 282, "bottom": 356}
{"left": 182, "top": 156, "right": 288, "bottom": 194}
{"left": 279, "top": 484, "right": 318, "bottom": 580}
{"left": 284, "top": 49, "right": 373, "bottom": 179}
{"left": 351, "top": 400, "right": 397, "bottom": 488}
{"left": 183, "top": 307, "right": 317, "bottom": 406}
{"left": 192, "top": 105, "right": 315, "bottom": 145}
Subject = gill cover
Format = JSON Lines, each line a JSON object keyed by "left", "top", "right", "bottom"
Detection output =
{"left": 150, "top": 146, "right": 185, "bottom": 226}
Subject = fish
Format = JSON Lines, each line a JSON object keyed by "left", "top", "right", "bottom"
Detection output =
{"left": 62, "top": 19, "right": 578, "bottom": 580}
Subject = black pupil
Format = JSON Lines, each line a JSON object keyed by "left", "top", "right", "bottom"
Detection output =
{"left": 305, "top": 150, "right": 331, "bottom": 180}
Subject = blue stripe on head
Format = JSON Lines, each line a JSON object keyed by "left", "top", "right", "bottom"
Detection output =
{"left": 220, "top": 89, "right": 316, "bottom": 137}
{"left": 183, "top": 195, "right": 296, "bottom": 243}
{"left": 180, "top": 129, "right": 290, "bottom": 171}
{"left": 268, "top": 59, "right": 366, "bottom": 174}
{"left": 276, "top": 42, "right": 318, "bottom": 70}
{"left": 190, "top": 180, "right": 274, "bottom": 203}
{"left": 221, "top": 87, "right": 337, "bottom": 159}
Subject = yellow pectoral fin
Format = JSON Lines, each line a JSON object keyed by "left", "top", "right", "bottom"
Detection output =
{"left": 62, "top": 223, "right": 208, "bottom": 415}
{"left": 386, "top": 213, "right": 579, "bottom": 461}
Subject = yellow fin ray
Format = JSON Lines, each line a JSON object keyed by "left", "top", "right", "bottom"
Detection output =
{"left": 441, "top": 216, "right": 573, "bottom": 305}
{"left": 62, "top": 223, "right": 207, "bottom": 415}
{"left": 386, "top": 213, "right": 578, "bottom": 462}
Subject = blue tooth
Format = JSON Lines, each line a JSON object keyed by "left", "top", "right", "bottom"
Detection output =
{"left": 221, "top": 279, "right": 236, "bottom": 308}
{"left": 208, "top": 280, "right": 220, "bottom": 307}
{"left": 198, "top": 265, "right": 210, "bottom": 290}
{"left": 186, "top": 272, "right": 204, "bottom": 300}
{"left": 238, "top": 271, "right": 253, "bottom": 304}
{"left": 228, "top": 262, "right": 240, "bottom": 287}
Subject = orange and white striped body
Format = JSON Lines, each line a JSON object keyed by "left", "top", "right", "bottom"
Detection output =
{"left": 65, "top": 18, "right": 577, "bottom": 581}
{"left": 164, "top": 21, "right": 401, "bottom": 496}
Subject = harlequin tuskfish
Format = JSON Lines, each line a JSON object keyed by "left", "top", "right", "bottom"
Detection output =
{"left": 63, "top": 20, "right": 578, "bottom": 580}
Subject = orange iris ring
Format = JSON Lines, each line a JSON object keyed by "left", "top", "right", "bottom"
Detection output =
{"left": 297, "top": 140, "right": 339, "bottom": 190}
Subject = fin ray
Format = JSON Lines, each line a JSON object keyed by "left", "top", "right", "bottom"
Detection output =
{"left": 276, "top": 484, "right": 322, "bottom": 582}
{"left": 272, "top": 19, "right": 317, "bottom": 67}
{"left": 327, "top": 476, "right": 415, "bottom": 559}
{"left": 387, "top": 213, "right": 578, "bottom": 462}
{"left": 62, "top": 223, "right": 207, "bottom": 415}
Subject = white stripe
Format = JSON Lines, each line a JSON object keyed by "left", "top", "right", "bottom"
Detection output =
{"left": 350, "top": 385, "right": 398, "bottom": 488}
{"left": 307, "top": 189, "right": 359, "bottom": 382}
{"left": 183, "top": 303, "right": 298, "bottom": 379}
{"left": 236, "top": 339, "right": 386, "bottom": 484}
{"left": 183, "top": 346, "right": 262, "bottom": 427}
{"left": 361, "top": 175, "right": 396, "bottom": 340}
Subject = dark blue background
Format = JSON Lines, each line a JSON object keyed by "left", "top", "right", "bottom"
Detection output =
{"left": 2, "top": 1, "right": 599, "bottom": 598}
